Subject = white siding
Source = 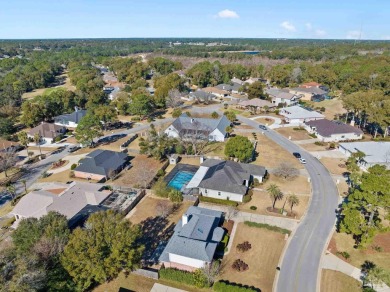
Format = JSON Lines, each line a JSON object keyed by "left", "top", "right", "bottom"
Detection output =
{"left": 209, "top": 129, "right": 225, "bottom": 142}
{"left": 165, "top": 126, "right": 180, "bottom": 138}
{"left": 199, "top": 188, "right": 244, "bottom": 202}
{"left": 169, "top": 253, "right": 206, "bottom": 269}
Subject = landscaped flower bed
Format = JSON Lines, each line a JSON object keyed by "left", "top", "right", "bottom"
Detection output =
{"left": 51, "top": 160, "right": 68, "bottom": 169}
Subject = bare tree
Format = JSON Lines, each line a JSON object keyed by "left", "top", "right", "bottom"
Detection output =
{"left": 273, "top": 162, "right": 299, "bottom": 181}
{"left": 201, "top": 260, "right": 221, "bottom": 286}
{"left": 225, "top": 206, "right": 238, "bottom": 221}
{"left": 156, "top": 201, "right": 172, "bottom": 218}
{"left": 178, "top": 119, "right": 212, "bottom": 155}
{"left": 166, "top": 89, "right": 183, "bottom": 108}
{"left": 0, "top": 149, "right": 18, "bottom": 177}
{"left": 33, "top": 236, "right": 67, "bottom": 263}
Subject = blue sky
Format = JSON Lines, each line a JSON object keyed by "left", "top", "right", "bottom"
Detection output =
{"left": 0, "top": 0, "right": 389, "bottom": 40}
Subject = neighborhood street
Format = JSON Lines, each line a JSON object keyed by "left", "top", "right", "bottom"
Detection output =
{"left": 238, "top": 116, "right": 340, "bottom": 292}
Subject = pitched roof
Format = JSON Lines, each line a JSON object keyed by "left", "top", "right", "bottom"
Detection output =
{"left": 188, "top": 159, "right": 266, "bottom": 195}
{"left": 290, "top": 87, "right": 327, "bottom": 95}
{"left": 0, "top": 139, "right": 20, "bottom": 150}
{"left": 28, "top": 122, "right": 65, "bottom": 139}
{"left": 170, "top": 115, "right": 231, "bottom": 137}
{"left": 54, "top": 109, "right": 87, "bottom": 125}
{"left": 203, "top": 87, "right": 229, "bottom": 95}
{"left": 301, "top": 81, "right": 321, "bottom": 87}
{"left": 238, "top": 99, "right": 274, "bottom": 108}
{"left": 11, "top": 181, "right": 111, "bottom": 220}
{"left": 305, "top": 119, "right": 363, "bottom": 137}
{"left": 216, "top": 83, "right": 241, "bottom": 92}
{"left": 280, "top": 106, "right": 324, "bottom": 120}
{"left": 159, "top": 206, "right": 223, "bottom": 262}
{"left": 189, "top": 90, "right": 215, "bottom": 100}
{"left": 74, "top": 149, "right": 128, "bottom": 177}
{"left": 266, "top": 88, "right": 298, "bottom": 100}
{"left": 231, "top": 77, "right": 245, "bottom": 85}
{"left": 339, "top": 142, "right": 390, "bottom": 165}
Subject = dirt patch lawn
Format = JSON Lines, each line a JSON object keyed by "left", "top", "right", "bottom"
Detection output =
{"left": 300, "top": 142, "right": 330, "bottom": 151}
{"left": 329, "top": 231, "right": 390, "bottom": 271}
{"left": 255, "top": 117, "right": 274, "bottom": 126}
{"left": 263, "top": 174, "right": 311, "bottom": 195}
{"left": 111, "top": 155, "right": 165, "bottom": 188}
{"left": 320, "top": 158, "right": 347, "bottom": 175}
{"left": 218, "top": 222, "right": 286, "bottom": 292}
{"left": 321, "top": 269, "right": 361, "bottom": 292}
{"left": 276, "top": 127, "right": 313, "bottom": 141}
{"left": 38, "top": 169, "right": 93, "bottom": 184}
{"left": 307, "top": 98, "right": 346, "bottom": 120}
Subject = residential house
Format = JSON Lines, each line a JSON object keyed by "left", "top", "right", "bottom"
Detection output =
{"left": 265, "top": 88, "right": 300, "bottom": 106}
{"left": 231, "top": 77, "right": 245, "bottom": 85}
{"left": 28, "top": 122, "right": 66, "bottom": 144}
{"left": 301, "top": 81, "right": 322, "bottom": 88}
{"left": 304, "top": 119, "right": 363, "bottom": 142}
{"left": 159, "top": 206, "right": 224, "bottom": 271}
{"left": 216, "top": 83, "right": 243, "bottom": 94}
{"left": 203, "top": 87, "right": 229, "bottom": 98}
{"left": 0, "top": 139, "right": 21, "bottom": 152}
{"left": 165, "top": 114, "right": 231, "bottom": 142}
{"left": 237, "top": 99, "right": 275, "bottom": 113}
{"left": 74, "top": 149, "right": 130, "bottom": 181}
{"left": 288, "top": 87, "right": 328, "bottom": 102}
{"left": 188, "top": 90, "right": 216, "bottom": 102}
{"left": 54, "top": 109, "right": 87, "bottom": 128}
{"left": 186, "top": 158, "right": 267, "bottom": 202}
{"left": 279, "top": 106, "right": 325, "bottom": 124}
{"left": 338, "top": 142, "right": 390, "bottom": 170}
{"left": 11, "top": 181, "right": 113, "bottom": 227}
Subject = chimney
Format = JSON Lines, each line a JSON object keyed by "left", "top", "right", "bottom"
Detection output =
{"left": 350, "top": 119, "right": 355, "bottom": 126}
{"left": 191, "top": 118, "right": 194, "bottom": 123}
{"left": 182, "top": 214, "right": 188, "bottom": 226}
{"left": 74, "top": 106, "right": 78, "bottom": 112}
{"left": 200, "top": 156, "right": 205, "bottom": 164}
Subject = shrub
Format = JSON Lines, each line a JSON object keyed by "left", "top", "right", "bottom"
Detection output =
{"left": 236, "top": 241, "right": 252, "bottom": 252}
{"left": 199, "top": 196, "right": 238, "bottom": 207}
{"left": 274, "top": 109, "right": 280, "bottom": 115}
{"left": 193, "top": 269, "right": 208, "bottom": 288}
{"left": 152, "top": 178, "right": 170, "bottom": 198}
{"left": 131, "top": 116, "right": 141, "bottom": 121}
{"left": 185, "top": 111, "right": 191, "bottom": 117}
{"left": 337, "top": 251, "right": 350, "bottom": 260}
{"left": 2, "top": 217, "right": 16, "bottom": 229}
{"left": 329, "top": 142, "right": 336, "bottom": 149}
{"left": 250, "top": 206, "right": 257, "bottom": 210}
{"left": 371, "top": 245, "right": 383, "bottom": 252}
{"left": 147, "top": 117, "right": 153, "bottom": 123}
{"left": 244, "top": 221, "right": 290, "bottom": 235}
{"left": 217, "top": 233, "right": 229, "bottom": 252}
{"left": 70, "top": 163, "right": 77, "bottom": 170}
{"left": 232, "top": 259, "right": 249, "bottom": 272}
{"left": 211, "top": 111, "right": 219, "bottom": 119}
{"left": 172, "top": 108, "right": 182, "bottom": 118}
{"left": 169, "top": 189, "right": 183, "bottom": 203}
{"left": 309, "top": 133, "right": 317, "bottom": 138}
{"left": 213, "top": 281, "right": 257, "bottom": 292}
{"left": 253, "top": 178, "right": 260, "bottom": 187}
{"left": 293, "top": 127, "right": 305, "bottom": 131}
{"left": 159, "top": 268, "right": 195, "bottom": 286}
{"left": 314, "top": 141, "right": 326, "bottom": 146}
{"left": 321, "top": 107, "right": 326, "bottom": 112}
{"left": 157, "top": 169, "right": 165, "bottom": 177}
{"left": 243, "top": 189, "right": 253, "bottom": 203}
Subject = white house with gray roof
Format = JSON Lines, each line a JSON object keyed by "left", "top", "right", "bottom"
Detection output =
{"left": 165, "top": 114, "right": 231, "bottom": 142}
{"left": 11, "top": 181, "right": 112, "bottom": 228}
{"left": 266, "top": 88, "right": 300, "bottom": 106}
{"left": 339, "top": 142, "right": 390, "bottom": 170}
{"left": 186, "top": 158, "right": 267, "bottom": 202}
{"left": 279, "top": 106, "right": 324, "bottom": 124}
{"left": 159, "top": 206, "right": 224, "bottom": 271}
{"left": 54, "top": 108, "right": 87, "bottom": 128}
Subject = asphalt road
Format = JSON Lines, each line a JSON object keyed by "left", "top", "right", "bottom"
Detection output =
{"left": 238, "top": 116, "right": 339, "bottom": 292}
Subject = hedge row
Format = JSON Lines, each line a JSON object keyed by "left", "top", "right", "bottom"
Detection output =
{"left": 244, "top": 221, "right": 291, "bottom": 235}
{"left": 159, "top": 268, "right": 195, "bottom": 286}
{"left": 199, "top": 196, "right": 238, "bottom": 207}
{"left": 213, "top": 281, "right": 258, "bottom": 292}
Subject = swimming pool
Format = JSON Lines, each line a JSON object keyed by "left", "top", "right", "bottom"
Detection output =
{"left": 168, "top": 171, "right": 195, "bottom": 190}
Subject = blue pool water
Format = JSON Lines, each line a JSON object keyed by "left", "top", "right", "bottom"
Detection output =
{"left": 168, "top": 171, "right": 195, "bottom": 190}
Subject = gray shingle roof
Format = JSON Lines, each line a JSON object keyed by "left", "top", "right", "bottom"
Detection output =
{"left": 266, "top": 88, "right": 297, "bottom": 100}
{"left": 159, "top": 206, "right": 223, "bottom": 263}
{"left": 216, "top": 83, "right": 242, "bottom": 92}
{"left": 54, "top": 109, "right": 87, "bottom": 125}
{"left": 291, "top": 87, "right": 327, "bottom": 95}
{"left": 339, "top": 142, "right": 390, "bottom": 165}
{"left": 197, "top": 159, "right": 266, "bottom": 195}
{"left": 171, "top": 115, "right": 230, "bottom": 137}
{"left": 305, "top": 119, "right": 363, "bottom": 137}
{"left": 75, "top": 149, "right": 128, "bottom": 177}
{"left": 189, "top": 90, "right": 215, "bottom": 100}
{"left": 28, "top": 122, "right": 65, "bottom": 139}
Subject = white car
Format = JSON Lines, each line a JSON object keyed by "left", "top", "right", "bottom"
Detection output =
{"left": 299, "top": 158, "right": 306, "bottom": 164}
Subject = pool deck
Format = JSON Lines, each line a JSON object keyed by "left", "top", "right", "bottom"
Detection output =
{"left": 164, "top": 163, "right": 199, "bottom": 188}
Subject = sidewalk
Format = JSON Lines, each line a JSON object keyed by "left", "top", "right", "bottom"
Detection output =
{"left": 150, "top": 283, "right": 187, "bottom": 292}
{"left": 248, "top": 115, "right": 282, "bottom": 129}
{"left": 197, "top": 203, "right": 299, "bottom": 231}
{"left": 322, "top": 253, "right": 390, "bottom": 292}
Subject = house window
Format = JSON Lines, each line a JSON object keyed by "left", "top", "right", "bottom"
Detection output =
{"left": 218, "top": 192, "right": 221, "bottom": 196}
{"left": 341, "top": 135, "right": 345, "bottom": 138}
{"left": 205, "top": 189, "right": 208, "bottom": 194}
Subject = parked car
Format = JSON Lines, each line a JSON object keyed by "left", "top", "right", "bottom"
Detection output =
{"left": 299, "top": 158, "right": 306, "bottom": 164}
{"left": 293, "top": 152, "right": 301, "bottom": 158}
{"left": 259, "top": 125, "right": 267, "bottom": 130}
{"left": 68, "top": 146, "right": 81, "bottom": 153}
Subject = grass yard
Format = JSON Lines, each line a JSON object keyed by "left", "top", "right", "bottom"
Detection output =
{"left": 112, "top": 155, "right": 165, "bottom": 188}
{"left": 275, "top": 127, "right": 314, "bottom": 141}
{"left": 239, "top": 189, "right": 310, "bottom": 220}
{"left": 300, "top": 142, "right": 330, "bottom": 152}
{"left": 263, "top": 174, "right": 311, "bottom": 195}
{"left": 320, "top": 158, "right": 347, "bottom": 175}
{"left": 0, "top": 167, "right": 20, "bottom": 180}
{"left": 307, "top": 98, "right": 346, "bottom": 120}
{"left": 255, "top": 117, "right": 274, "bottom": 126}
{"left": 218, "top": 222, "right": 286, "bottom": 292}
{"left": 251, "top": 133, "right": 304, "bottom": 169}
{"left": 0, "top": 202, "right": 14, "bottom": 217}
{"left": 38, "top": 169, "right": 91, "bottom": 183}
{"left": 321, "top": 269, "right": 361, "bottom": 292}
{"left": 329, "top": 231, "right": 390, "bottom": 272}
{"left": 203, "top": 142, "right": 226, "bottom": 157}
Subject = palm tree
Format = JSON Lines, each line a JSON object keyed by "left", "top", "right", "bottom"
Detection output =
{"left": 267, "top": 183, "right": 283, "bottom": 210}
{"left": 6, "top": 184, "right": 16, "bottom": 201}
{"left": 33, "top": 133, "right": 42, "bottom": 156}
{"left": 288, "top": 194, "right": 300, "bottom": 214}
{"left": 21, "top": 179, "right": 27, "bottom": 194}
{"left": 17, "top": 131, "right": 29, "bottom": 153}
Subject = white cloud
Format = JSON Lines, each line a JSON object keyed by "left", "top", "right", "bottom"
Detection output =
{"left": 346, "top": 30, "right": 361, "bottom": 39}
{"left": 280, "top": 21, "right": 296, "bottom": 32}
{"left": 215, "top": 9, "right": 239, "bottom": 19}
{"left": 315, "top": 29, "right": 327, "bottom": 37}
{"left": 305, "top": 22, "right": 312, "bottom": 30}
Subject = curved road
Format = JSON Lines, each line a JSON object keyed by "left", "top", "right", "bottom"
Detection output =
{"left": 238, "top": 116, "right": 339, "bottom": 292}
